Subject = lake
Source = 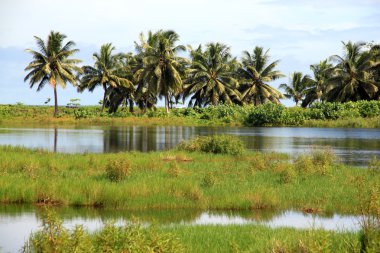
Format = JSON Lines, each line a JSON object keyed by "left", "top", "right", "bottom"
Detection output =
{"left": 0, "top": 125, "right": 379, "bottom": 165}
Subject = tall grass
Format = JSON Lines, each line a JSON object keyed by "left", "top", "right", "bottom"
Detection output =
{"left": 23, "top": 210, "right": 184, "bottom": 253}
{"left": 0, "top": 146, "right": 379, "bottom": 214}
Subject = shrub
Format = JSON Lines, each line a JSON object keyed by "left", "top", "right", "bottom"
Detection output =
{"left": 282, "top": 107, "right": 306, "bottom": 125}
{"left": 168, "top": 162, "right": 180, "bottom": 178}
{"left": 201, "top": 172, "right": 216, "bottom": 187}
{"left": 177, "top": 135, "right": 245, "bottom": 155}
{"left": 294, "top": 149, "right": 335, "bottom": 175}
{"left": 245, "top": 103, "right": 285, "bottom": 126}
{"left": 357, "top": 100, "right": 380, "bottom": 118}
{"left": 105, "top": 158, "right": 131, "bottom": 182}
{"left": 368, "top": 156, "right": 380, "bottom": 174}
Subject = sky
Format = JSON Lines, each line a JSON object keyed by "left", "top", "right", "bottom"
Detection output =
{"left": 0, "top": 0, "right": 379, "bottom": 107}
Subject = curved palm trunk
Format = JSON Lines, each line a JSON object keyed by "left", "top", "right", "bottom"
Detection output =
{"left": 53, "top": 86, "right": 58, "bottom": 117}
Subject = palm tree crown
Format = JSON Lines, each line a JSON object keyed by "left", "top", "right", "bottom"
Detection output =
{"left": 78, "top": 43, "right": 134, "bottom": 112}
{"left": 183, "top": 43, "right": 241, "bottom": 107}
{"left": 24, "top": 31, "right": 82, "bottom": 116}
{"left": 238, "top": 47, "right": 284, "bottom": 105}
{"left": 280, "top": 72, "right": 312, "bottom": 106}
{"left": 325, "top": 41, "right": 379, "bottom": 102}
{"left": 301, "top": 60, "right": 334, "bottom": 107}
{"left": 135, "top": 30, "right": 186, "bottom": 113}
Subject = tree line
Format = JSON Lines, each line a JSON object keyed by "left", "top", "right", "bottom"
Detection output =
{"left": 24, "top": 30, "right": 380, "bottom": 117}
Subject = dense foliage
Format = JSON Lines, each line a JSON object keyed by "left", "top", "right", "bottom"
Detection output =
{"left": 1, "top": 100, "right": 380, "bottom": 127}
{"left": 24, "top": 31, "right": 379, "bottom": 116}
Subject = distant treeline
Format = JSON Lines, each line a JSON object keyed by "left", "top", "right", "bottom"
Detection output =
{"left": 2, "top": 100, "right": 380, "bottom": 127}
{"left": 24, "top": 30, "right": 380, "bottom": 117}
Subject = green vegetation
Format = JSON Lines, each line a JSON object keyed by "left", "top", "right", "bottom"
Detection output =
{"left": 22, "top": 205, "right": 379, "bottom": 253}
{"left": 23, "top": 211, "right": 183, "bottom": 253}
{"left": 24, "top": 31, "right": 380, "bottom": 116}
{"left": 1, "top": 100, "right": 380, "bottom": 127}
{"left": 0, "top": 145, "right": 379, "bottom": 214}
{"left": 177, "top": 135, "right": 245, "bottom": 155}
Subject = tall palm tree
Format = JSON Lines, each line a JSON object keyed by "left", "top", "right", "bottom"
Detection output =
{"left": 369, "top": 43, "right": 380, "bottom": 99}
{"left": 135, "top": 30, "right": 185, "bottom": 113}
{"left": 280, "top": 72, "right": 311, "bottom": 106}
{"left": 237, "top": 47, "right": 284, "bottom": 105}
{"left": 78, "top": 43, "right": 134, "bottom": 112}
{"left": 24, "top": 31, "right": 82, "bottom": 117}
{"left": 325, "top": 41, "right": 379, "bottom": 102}
{"left": 301, "top": 60, "right": 334, "bottom": 107}
{"left": 183, "top": 43, "right": 241, "bottom": 107}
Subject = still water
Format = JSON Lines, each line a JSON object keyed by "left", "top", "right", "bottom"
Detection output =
{"left": 0, "top": 205, "right": 362, "bottom": 253}
{"left": 0, "top": 126, "right": 379, "bottom": 165}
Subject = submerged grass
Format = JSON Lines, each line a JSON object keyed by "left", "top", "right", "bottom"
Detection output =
{"left": 0, "top": 145, "right": 379, "bottom": 215}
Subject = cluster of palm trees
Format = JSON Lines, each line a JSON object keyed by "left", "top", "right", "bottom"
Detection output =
{"left": 24, "top": 31, "right": 380, "bottom": 116}
{"left": 281, "top": 42, "right": 380, "bottom": 107}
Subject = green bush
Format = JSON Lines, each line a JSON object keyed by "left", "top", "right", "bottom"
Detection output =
{"left": 245, "top": 103, "right": 285, "bottom": 126}
{"left": 73, "top": 108, "right": 95, "bottom": 119}
{"left": 357, "top": 100, "right": 380, "bottom": 117}
{"left": 105, "top": 158, "right": 131, "bottom": 182}
{"left": 282, "top": 107, "right": 306, "bottom": 125}
{"left": 177, "top": 135, "right": 245, "bottom": 155}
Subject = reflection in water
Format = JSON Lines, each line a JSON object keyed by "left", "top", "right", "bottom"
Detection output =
{"left": 0, "top": 126, "right": 379, "bottom": 165}
{"left": 54, "top": 128, "right": 57, "bottom": 153}
{"left": 0, "top": 205, "right": 362, "bottom": 253}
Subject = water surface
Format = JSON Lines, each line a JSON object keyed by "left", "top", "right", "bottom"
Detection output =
{"left": 0, "top": 125, "right": 379, "bottom": 165}
{"left": 0, "top": 205, "right": 362, "bottom": 253}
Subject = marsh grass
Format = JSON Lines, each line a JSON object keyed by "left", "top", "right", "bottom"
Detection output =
{"left": 105, "top": 158, "right": 131, "bottom": 182}
{"left": 0, "top": 146, "right": 379, "bottom": 214}
{"left": 23, "top": 210, "right": 184, "bottom": 253}
{"left": 21, "top": 207, "right": 370, "bottom": 253}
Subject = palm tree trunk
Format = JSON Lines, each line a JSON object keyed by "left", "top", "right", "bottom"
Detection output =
{"left": 165, "top": 95, "right": 170, "bottom": 113}
{"left": 128, "top": 99, "right": 134, "bottom": 113}
{"left": 53, "top": 86, "right": 58, "bottom": 117}
{"left": 101, "top": 84, "right": 107, "bottom": 112}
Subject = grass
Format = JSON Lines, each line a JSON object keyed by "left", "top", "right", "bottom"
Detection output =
{"left": 0, "top": 145, "right": 379, "bottom": 215}
{"left": 22, "top": 209, "right": 371, "bottom": 253}
{"left": 162, "top": 225, "right": 361, "bottom": 253}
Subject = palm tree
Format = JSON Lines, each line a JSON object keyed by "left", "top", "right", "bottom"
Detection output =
{"left": 135, "top": 30, "right": 185, "bottom": 113}
{"left": 280, "top": 72, "right": 311, "bottom": 106}
{"left": 325, "top": 41, "right": 379, "bottom": 102}
{"left": 369, "top": 43, "right": 380, "bottom": 99}
{"left": 24, "top": 31, "right": 82, "bottom": 117}
{"left": 78, "top": 43, "right": 134, "bottom": 112}
{"left": 237, "top": 47, "right": 284, "bottom": 105}
{"left": 183, "top": 43, "right": 241, "bottom": 107}
{"left": 301, "top": 60, "right": 334, "bottom": 107}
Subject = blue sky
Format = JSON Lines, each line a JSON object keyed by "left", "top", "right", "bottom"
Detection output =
{"left": 0, "top": 0, "right": 379, "bottom": 106}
